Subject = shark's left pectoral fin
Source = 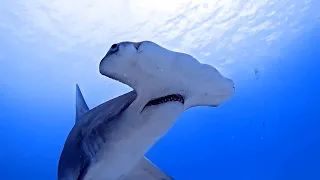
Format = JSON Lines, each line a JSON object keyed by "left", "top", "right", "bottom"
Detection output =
{"left": 121, "top": 157, "right": 174, "bottom": 180}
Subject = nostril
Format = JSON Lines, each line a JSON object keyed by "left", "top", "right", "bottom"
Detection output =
{"left": 133, "top": 42, "right": 142, "bottom": 50}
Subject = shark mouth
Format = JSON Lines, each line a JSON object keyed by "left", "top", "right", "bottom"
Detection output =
{"left": 144, "top": 94, "right": 184, "bottom": 107}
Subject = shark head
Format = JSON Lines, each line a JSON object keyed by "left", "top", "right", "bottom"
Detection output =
{"left": 99, "top": 41, "right": 234, "bottom": 111}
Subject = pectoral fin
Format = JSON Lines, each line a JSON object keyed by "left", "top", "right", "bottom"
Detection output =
{"left": 121, "top": 157, "right": 174, "bottom": 180}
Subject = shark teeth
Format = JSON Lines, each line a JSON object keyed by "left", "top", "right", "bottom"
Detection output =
{"left": 145, "top": 94, "right": 184, "bottom": 107}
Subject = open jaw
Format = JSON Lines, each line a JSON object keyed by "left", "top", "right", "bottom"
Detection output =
{"left": 144, "top": 94, "right": 185, "bottom": 109}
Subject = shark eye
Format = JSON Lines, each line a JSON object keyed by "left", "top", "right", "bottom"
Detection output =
{"left": 110, "top": 43, "right": 119, "bottom": 52}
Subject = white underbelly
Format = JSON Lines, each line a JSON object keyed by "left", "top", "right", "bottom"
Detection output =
{"left": 84, "top": 102, "right": 183, "bottom": 180}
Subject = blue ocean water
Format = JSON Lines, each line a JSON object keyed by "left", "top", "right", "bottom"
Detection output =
{"left": 0, "top": 1, "right": 319, "bottom": 180}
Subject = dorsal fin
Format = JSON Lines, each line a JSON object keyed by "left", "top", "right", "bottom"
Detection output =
{"left": 75, "top": 84, "right": 89, "bottom": 123}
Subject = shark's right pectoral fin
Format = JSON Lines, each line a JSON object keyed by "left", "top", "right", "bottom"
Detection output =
{"left": 121, "top": 157, "right": 174, "bottom": 180}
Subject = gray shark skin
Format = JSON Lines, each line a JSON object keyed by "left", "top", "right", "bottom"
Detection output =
{"left": 58, "top": 41, "right": 235, "bottom": 180}
{"left": 58, "top": 87, "right": 138, "bottom": 180}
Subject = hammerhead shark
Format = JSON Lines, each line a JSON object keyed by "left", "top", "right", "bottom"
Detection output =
{"left": 58, "top": 41, "right": 235, "bottom": 180}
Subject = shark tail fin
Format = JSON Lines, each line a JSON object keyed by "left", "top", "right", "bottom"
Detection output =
{"left": 75, "top": 84, "right": 89, "bottom": 123}
{"left": 121, "top": 157, "right": 174, "bottom": 180}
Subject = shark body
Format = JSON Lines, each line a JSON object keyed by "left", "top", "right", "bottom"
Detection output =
{"left": 58, "top": 41, "right": 235, "bottom": 180}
